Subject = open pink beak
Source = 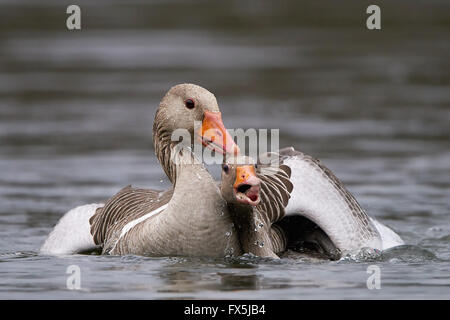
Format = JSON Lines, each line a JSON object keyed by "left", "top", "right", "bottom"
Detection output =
{"left": 234, "top": 165, "right": 261, "bottom": 206}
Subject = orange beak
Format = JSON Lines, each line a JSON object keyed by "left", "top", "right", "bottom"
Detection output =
{"left": 197, "top": 111, "right": 240, "bottom": 155}
{"left": 234, "top": 165, "right": 261, "bottom": 206}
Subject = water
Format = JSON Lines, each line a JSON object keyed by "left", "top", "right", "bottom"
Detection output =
{"left": 0, "top": 0, "right": 449, "bottom": 299}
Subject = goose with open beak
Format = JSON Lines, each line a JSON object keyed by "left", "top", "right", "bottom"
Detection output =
{"left": 219, "top": 149, "right": 404, "bottom": 261}
{"left": 219, "top": 155, "right": 292, "bottom": 259}
{"left": 227, "top": 148, "right": 405, "bottom": 260}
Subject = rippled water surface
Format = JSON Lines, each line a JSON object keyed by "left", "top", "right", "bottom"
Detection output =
{"left": 0, "top": 0, "right": 449, "bottom": 299}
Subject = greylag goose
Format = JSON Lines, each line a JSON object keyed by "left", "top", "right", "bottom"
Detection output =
{"left": 221, "top": 150, "right": 404, "bottom": 260}
{"left": 41, "top": 83, "right": 240, "bottom": 255}
{"left": 219, "top": 155, "right": 292, "bottom": 259}
{"left": 228, "top": 148, "right": 404, "bottom": 260}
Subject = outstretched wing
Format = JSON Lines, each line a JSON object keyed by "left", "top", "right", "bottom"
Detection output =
{"left": 273, "top": 146, "right": 382, "bottom": 253}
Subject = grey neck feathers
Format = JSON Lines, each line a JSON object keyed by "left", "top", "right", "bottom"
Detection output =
{"left": 153, "top": 108, "right": 177, "bottom": 185}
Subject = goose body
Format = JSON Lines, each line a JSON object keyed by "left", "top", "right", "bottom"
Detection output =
{"left": 41, "top": 84, "right": 250, "bottom": 256}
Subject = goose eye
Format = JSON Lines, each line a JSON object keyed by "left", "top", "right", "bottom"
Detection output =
{"left": 223, "top": 164, "right": 230, "bottom": 174}
{"left": 185, "top": 99, "right": 195, "bottom": 109}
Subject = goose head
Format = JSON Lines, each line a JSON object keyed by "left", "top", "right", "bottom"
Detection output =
{"left": 221, "top": 155, "right": 261, "bottom": 207}
{"left": 153, "top": 83, "right": 239, "bottom": 182}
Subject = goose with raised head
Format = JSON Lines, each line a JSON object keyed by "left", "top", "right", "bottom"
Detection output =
{"left": 40, "top": 83, "right": 240, "bottom": 255}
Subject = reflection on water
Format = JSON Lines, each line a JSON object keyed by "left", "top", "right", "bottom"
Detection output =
{"left": 0, "top": 0, "right": 449, "bottom": 299}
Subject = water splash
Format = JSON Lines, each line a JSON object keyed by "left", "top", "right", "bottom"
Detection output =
{"left": 340, "top": 245, "right": 437, "bottom": 263}
{"left": 340, "top": 247, "right": 382, "bottom": 262}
